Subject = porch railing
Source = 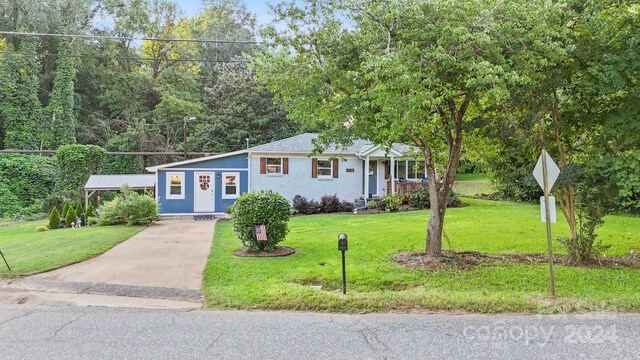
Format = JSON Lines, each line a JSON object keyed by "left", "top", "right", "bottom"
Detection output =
{"left": 388, "top": 181, "right": 430, "bottom": 196}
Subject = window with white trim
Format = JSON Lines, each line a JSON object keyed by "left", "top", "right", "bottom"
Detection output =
{"left": 316, "top": 159, "right": 333, "bottom": 178}
{"left": 266, "top": 158, "right": 282, "bottom": 174}
{"left": 394, "top": 160, "right": 426, "bottom": 180}
{"left": 166, "top": 172, "right": 185, "bottom": 199}
{"left": 222, "top": 172, "right": 240, "bottom": 199}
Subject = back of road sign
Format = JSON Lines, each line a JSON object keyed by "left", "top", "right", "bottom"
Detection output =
{"left": 540, "top": 196, "right": 557, "bottom": 223}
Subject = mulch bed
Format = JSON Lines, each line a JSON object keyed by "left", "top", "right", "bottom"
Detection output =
{"left": 395, "top": 250, "right": 640, "bottom": 271}
{"left": 234, "top": 246, "right": 296, "bottom": 257}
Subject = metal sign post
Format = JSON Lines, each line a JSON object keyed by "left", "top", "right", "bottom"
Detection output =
{"left": 0, "top": 249, "right": 10, "bottom": 271}
{"left": 533, "top": 150, "right": 560, "bottom": 298}
{"left": 338, "top": 233, "right": 348, "bottom": 295}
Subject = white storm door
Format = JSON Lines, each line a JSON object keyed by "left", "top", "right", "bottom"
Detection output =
{"left": 194, "top": 172, "right": 215, "bottom": 212}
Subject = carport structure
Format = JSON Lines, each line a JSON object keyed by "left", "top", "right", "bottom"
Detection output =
{"left": 84, "top": 174, "right": 156, "bottom": 208}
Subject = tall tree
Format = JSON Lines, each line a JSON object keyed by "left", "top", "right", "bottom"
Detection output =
{"left": 44, "top": 41, "right": 78, "bottom": 148}
{"left": 0, "top": 37, "right": 43, "bottom": 149}
{"left": 254, "top": 0, "right": 565, "bottom": 255}
{"left": 191, "top": 61, "right": 296, "bottom": 152}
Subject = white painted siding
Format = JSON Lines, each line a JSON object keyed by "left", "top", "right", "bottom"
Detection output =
{"left": 250, "top": 154, "right": 365, "bottom": 202}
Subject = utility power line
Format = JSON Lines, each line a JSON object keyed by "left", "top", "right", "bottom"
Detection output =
{"left": 0, "top": 51, "right": 248, "bottom": 63}
{"left": 0, "top": 30, "right": 260, "bottom": 45}
{"left": 0, "top": 149, "right": 220, "bottom": 156}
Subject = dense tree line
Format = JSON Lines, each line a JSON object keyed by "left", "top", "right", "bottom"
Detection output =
{"left": 0, "top": 0, "right": 296, "bottom": 172}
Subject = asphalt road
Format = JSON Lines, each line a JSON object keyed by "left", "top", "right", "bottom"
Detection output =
{"left": 0, "top": 305, "right": 637, "bottom": 360}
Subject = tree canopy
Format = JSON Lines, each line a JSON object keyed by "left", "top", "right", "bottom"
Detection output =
{"left": 254, "top": 0, "right": 567, "bottom": 255}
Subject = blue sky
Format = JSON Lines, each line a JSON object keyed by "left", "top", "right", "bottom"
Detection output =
{"left": 178, "top": 1, "right": 282, "bottom": 26}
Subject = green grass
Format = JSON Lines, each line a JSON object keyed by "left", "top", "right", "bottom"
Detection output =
{"left": 454, "top": 173, "right": 494, "bottom": 196}
{"left": 0, "top": 221, "right": 144, "bottom": 278}
{"left": 203, "top": 198, "right": 640, "bottom": 313}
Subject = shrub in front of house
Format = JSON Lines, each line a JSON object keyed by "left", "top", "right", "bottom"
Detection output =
{"left": 340, "top": 200, "right": 355, "bottom": 212}
{"left": 409, "top": 188, "right": 430, "bottom": 209}
{"left": 97, "top": 185, "right": 158, "bottom": 226}
{"left": 409, "top": 189, "right": 463, "bottom": 209}
{"left": 320, "top": 194, "right": 343, "bottom": 213}
{"left": 231, "top": 190, "right": 291, "bottom": 252}
{"left": 448, "top": 191, "right": 463, "bottom": 207}
{"left": 380, "top": 194, "right": 402, "bottom": 212}
{"left": 367, "top": 200, "right": 377, "bottom": 209}
{"left": 292, "top": 195, "right": 320, "bottom": 215}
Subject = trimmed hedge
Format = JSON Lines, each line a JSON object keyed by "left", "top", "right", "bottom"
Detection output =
{"left": 293, "top": 194, "right": 354, "bottom": 215}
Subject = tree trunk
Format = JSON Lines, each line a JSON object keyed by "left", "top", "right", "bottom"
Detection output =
{"left": 551, "top": 91, "right": 577, "bottom": 241}
{"left": 426, "top": 195, "right": 447, "bottom": 255}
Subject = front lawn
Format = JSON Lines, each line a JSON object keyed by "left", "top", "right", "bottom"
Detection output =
{"left": 0, "top": 221, "right": 144, "bottom": 278}
{"left": 454, "top": 173, "right": 494, "bottom": 196}
{"left": 203, "top": 198, "right": 640, "bottom": 313}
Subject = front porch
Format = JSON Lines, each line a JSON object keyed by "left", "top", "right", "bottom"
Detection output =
{"left": 388, "top": 180, "right": 430, "bottom": 197}
{"left": 362, "top": 155, "right": 430, "bottom": 199}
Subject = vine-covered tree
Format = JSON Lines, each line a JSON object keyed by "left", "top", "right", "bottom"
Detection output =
{"left": 44, "top": 42, "right": 78, "bottom": 148}
{"left": 0, "top": 37, "right": 43, "bottom": 149}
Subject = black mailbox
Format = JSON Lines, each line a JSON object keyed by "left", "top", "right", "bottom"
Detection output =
{"left": 338, "top": 233, "right": 348, "bottom": 251}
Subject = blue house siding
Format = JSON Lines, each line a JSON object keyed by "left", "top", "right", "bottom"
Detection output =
{"left": 156, "top": 153, "right": 249, "bottom": 215}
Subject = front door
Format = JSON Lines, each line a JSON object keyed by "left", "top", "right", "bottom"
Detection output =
{"left": 368, "top": 160, "right": 378, "bottom": 197}
{"left": 194, "top": 172, "right": 215, "bottom": 212}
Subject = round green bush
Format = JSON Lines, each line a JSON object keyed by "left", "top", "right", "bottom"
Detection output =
{"left": 381, "top": 194, "right": 402, "bottom": 212}
{"left": 231, "top": 190, "right": 291, "bottom": 252}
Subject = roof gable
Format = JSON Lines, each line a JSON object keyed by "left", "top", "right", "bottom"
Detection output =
{"left": 145, "top": 149, "right": 247, "bottom": 172}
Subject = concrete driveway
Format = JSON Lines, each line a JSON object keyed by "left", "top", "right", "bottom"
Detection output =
{"left": 0, "top": 219, "right": 216, "bottom": 309}
{"left": 33, "top": 219, "right": 215, "bottom": 290}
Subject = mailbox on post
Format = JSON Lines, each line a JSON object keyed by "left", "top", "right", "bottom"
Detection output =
{"left": 338, "top": 233, "right": 348, "bottom": 294}
{"left": 338, "top": 233, "right": 348, "bottom": 252}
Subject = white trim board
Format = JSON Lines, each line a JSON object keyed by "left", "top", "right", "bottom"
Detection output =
{"left": 358, "top": 144, "right": 403, "bottom": 157}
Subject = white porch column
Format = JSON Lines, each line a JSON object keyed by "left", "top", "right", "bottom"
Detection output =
{"left": 364, "top": 155, "right": 370, "bottom": 199}
{"left": 390, "top": 156, "right": 395, "bottom": 194}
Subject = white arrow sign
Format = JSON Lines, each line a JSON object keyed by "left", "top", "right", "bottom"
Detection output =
{"left": 533, "top": 151, "right": 560, "bottom": 192}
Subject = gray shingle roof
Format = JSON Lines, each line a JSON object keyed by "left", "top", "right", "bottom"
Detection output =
{"left": 85, "top": 174, "right": 156, "bottom": 191}
{"left": 248, "top": 133, "right": 418, "bottom": 156}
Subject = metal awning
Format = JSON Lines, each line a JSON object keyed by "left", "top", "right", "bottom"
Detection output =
{"left": 84, "top": 174, "right": 156, "bottom": 191}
